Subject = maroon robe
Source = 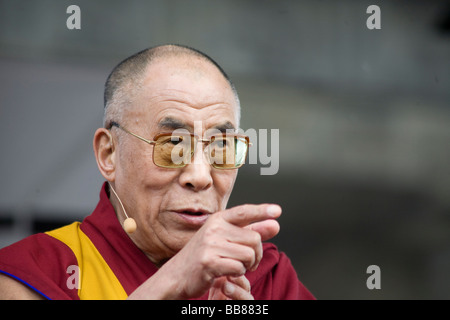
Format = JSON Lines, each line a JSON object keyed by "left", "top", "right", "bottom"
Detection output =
{"left": 0, "top": 183, "right": 314, "bottom": 300}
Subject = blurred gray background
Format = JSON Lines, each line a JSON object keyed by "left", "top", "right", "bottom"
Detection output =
{"left": 1, "top": 0, "right": 449, "bottom": 299}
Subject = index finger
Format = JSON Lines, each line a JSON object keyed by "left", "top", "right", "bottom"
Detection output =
{"left": 222, "top": 204, "right": 282, "bottom": 227}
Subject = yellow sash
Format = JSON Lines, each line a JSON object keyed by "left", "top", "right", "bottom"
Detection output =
{"left": 46, "top": 222, "right": 127, "bottom": 300}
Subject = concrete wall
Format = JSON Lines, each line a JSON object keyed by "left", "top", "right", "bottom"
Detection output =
{"left": 1, "top": 0, "right": 449, "bottom": 299}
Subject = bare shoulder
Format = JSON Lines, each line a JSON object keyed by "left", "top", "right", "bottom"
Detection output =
{"left": 0, "top": 273, "right": 44, "bottom": 300}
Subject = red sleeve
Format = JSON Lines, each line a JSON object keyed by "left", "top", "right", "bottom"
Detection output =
{"left": 0, "top": 233, "right": 80, "bottom": 300}
{"left": 247, "top": 243, "right": 315, "bottom": 300}
{"left": 272, "top": 251, "right": 315, "bottom": 300}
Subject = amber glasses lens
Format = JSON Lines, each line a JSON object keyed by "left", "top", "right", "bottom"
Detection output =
{"left": 153, "top": 133, "right": 194, "bottom": 168}
{"left": 152, "top": 133, "right": 249, "bottom": 169}
{"left": 207, "top": 135, "right": 249, "bottom": 169}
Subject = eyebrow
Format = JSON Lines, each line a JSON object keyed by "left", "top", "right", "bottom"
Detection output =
{"left": 213, "top": 121, "right": 236, "bottom": 133}
{"left": 157, "top": 117, "right": 236, "bottom": 133}
{"left": 157, "top": 117, "right": 191, "bottom": 131}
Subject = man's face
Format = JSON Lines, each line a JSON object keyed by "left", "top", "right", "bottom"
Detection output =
{"left": 111, "top": 56, "right": 239, "bottom": 264}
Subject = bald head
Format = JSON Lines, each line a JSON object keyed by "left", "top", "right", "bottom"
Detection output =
{"left": 103, "top": 44, "right": 240, "bottom": 127}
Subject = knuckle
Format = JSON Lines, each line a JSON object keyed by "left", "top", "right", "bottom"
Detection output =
{"left": 199, "top": 248, "right": 215, "bottom": 268}
{"left": 243, "top": 247, "right": 256, "bottom": 265}
{"left": 235, "top": 263, "right": 246, "bottom": 276}
{"left": 227, "top": 260, "right": 246, "bottom": 276}
{"left": 251, "top": 231, "right": 261, "bottom": 244}
{"left": 204, "top": 219, "right": 223, "bottom": 238}
{"left": 198, "top": 251, "right": 209, "bottom": 267}
{"left": 233, "top": 205, "right": 248, "bottom": 219}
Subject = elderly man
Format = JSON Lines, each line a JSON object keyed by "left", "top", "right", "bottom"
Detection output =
{"left": 0, "top": 45, "right": 314, "bottom": 300}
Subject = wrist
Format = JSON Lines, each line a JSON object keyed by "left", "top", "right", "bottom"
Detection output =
{"left": 127, "top": 265, "right": 183, "bottom": 300}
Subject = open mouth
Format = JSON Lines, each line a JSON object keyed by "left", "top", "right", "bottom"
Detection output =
{"left": 178, "top": 209, "right": 210, "bottom": 216}
{"left": 173, "top": 208, "right": 212, "bottom": 226}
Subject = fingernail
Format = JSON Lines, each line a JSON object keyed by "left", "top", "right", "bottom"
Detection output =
{"left": 224, "top": 282, "right": 235, "bottom": 295}
{"left": 267, "top": 205, "right": 280, "bottom": 217}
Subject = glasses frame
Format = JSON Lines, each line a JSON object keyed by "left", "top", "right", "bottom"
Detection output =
{"left": 108, "top": 121, "right": 251, "bottom": 169}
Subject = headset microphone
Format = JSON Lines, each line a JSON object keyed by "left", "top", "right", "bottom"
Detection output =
{"left": 108, "top": 183, "right": 137, "bottom": 234}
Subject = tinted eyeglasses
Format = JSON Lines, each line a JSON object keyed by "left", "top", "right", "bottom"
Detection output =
{"left": 108, "top": 121, "right": 250, "bottom": 169}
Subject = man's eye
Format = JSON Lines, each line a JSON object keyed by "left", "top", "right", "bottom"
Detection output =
{"left": 158, "top": 136, "right": 183, "bottom": 145}
{"left": 212, "top": 139, "right": 228, "bottom": 148}
{"left": 170, "top": 136, "right": 183, "bottom": 145}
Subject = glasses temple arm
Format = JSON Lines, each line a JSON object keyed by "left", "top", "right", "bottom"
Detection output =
{"left": 109, "top": 121, "right": 156, "bottom": 145}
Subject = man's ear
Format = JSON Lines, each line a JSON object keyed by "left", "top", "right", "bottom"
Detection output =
{"left": 93, "top": 128, "right": 116, "bottom": 181}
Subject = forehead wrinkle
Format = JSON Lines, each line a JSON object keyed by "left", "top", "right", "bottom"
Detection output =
{"left": 156, "top": 115, "right": 236, "bottom": 135}
{"left": 141, "top": 62, "right": 236, "bottom": 108}
{"left": 150, "top": 98, "right": 237, "bottom": 124}
{"left": 138, "top": 62, "right": 239, "bottom": 124}
{"left": 145, "top": 89, "right": 234, "bottom": 112}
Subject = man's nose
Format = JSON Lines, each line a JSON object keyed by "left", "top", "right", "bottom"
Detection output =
{"left": 178, "top": 142, "right": 213, "bottom": 191}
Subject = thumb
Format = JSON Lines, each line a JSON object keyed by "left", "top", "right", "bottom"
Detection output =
{"left": 208, "top": 277, "right": 228, "bottom": 300}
